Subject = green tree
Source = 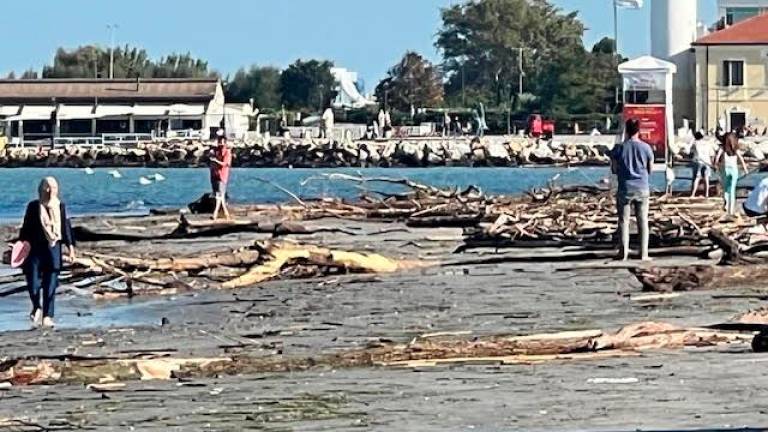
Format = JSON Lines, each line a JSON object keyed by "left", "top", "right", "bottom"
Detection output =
{"left": 43, "top": 46, "right": 103, "bottom": 78}
{"left": 436, "top": 0, "right": 613, "bottom": 116}
{"left": 226, "top": 66, "right": 282, "bottom": 108}
{"left": 152, "top": 52, "right": 216, "bottom": 78}
{"left": 40, "top": 45, "right": 215, "bottom": 79}
{"left": 590, "top": 37, "right": 624, "bottom": 114}
{"left": 279, "top": 59, "right": 336, "bottom": 111}
{"left": 20, "top": 69, "right": 39, "bottom": 80}
{"left": 374, "top": 52, "right": 444, "bottom": 111}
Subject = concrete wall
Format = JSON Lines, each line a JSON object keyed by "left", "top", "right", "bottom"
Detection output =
{"left": 696, "top": 44, "right": 768, "bottom": 131}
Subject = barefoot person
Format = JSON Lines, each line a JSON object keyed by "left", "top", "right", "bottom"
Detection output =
{"left": 210, "top": 134, "right": 232, "bottom": 220}
{"left": 714, "top": 133, "right": 749, "bottom": 216}
{"left": 18, "top": 177, "right": 75, "bottom": 328}
{"left": 611, "top": 118, "right": 654, "bottom": 261}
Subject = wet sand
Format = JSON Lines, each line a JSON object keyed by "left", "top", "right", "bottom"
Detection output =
{"left": 2, "top": 216, "right": 768, "bottom": 430}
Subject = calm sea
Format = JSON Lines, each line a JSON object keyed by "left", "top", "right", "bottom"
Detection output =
{"left": 0, "top": 166, "right": 744, "bottom": 222}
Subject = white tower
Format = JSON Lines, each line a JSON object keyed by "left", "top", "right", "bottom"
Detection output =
{"left": 650, "top": 0, "right": 698, "bottom": 126}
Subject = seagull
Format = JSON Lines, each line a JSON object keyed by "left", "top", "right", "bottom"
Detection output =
{"left": 138, "top": 176, "right": 153, "bottom": 186}
{"left": 151, "top": 173, "right": 166, "bottom": 182}
{"left": 108, "top": 170, "right": 122, "bottom": 179}
{"left": 84, "top": 167, "right": 95, "bottom": 175}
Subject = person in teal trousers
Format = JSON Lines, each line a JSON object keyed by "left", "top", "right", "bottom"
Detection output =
{"left": 714, "top": 133, "right": 749, "bottom": 216}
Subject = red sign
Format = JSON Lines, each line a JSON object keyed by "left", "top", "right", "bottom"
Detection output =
{"left": 623, "top": 104, "right": 666, "bottom": 159}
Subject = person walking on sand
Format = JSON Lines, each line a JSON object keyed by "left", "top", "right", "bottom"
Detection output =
{"left": 18, "top": 177, "right": 75, "bottom": 328}
{"left": 210, "top": 134, "right": 232, "bottom": 220}
{"left": 690, "top": 131, "right": 714, "bottom": 198}
{"left": 714, "top": 132, "right": 749, "bottom": 216}
{"left": 611, "top": 118, "right": 654, "bottom": 261}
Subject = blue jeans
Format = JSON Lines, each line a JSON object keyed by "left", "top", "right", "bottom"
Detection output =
{"left": 24, "top": 247, "right": 61, "bottom": 318}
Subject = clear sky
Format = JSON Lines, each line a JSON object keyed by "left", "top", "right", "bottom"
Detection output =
{"left": 2, "top": 0, "right": 718, "bottom": 91}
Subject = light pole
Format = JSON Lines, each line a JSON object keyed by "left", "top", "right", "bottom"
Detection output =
{"left": 461, "top": 61, "right": 466, "bottom": 107}
{"left": 107, "top": 24, "right": 118, "bottom": 79}
{"left": 613, "top": 2, "right": 620, "bottom": 105}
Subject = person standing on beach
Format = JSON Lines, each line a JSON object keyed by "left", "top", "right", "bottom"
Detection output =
{"left": 714, "top": 132, "right": 749, "bottom": 216}
{"left": 18, "top": 177, "right": 75, "bottom": 328}
{"left": 321, "top": 107, "right": 335, "bottom": 140}
{"left": 690, "top": 131, "right": 714, "bottom": 198}
{"left": 611, "top": 118, "right": 653, "bottom": 261}
{"left": 210, "top": 135, "right": 232, "bottom": 220}
{"left": 378, "top": 109, "right": 386, "bottom": 137}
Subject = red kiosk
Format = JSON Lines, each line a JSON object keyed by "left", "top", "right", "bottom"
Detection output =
{"left": 618, "top": 56, "right": 677, "bottom": 162}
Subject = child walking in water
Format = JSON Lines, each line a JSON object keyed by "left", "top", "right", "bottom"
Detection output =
{"left": 714, "top": 133, "right": 748, "bottom": 216}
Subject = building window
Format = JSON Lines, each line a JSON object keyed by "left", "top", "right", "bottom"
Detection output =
{"left": 723, "top": 60, "right": 744, "bottom": 87}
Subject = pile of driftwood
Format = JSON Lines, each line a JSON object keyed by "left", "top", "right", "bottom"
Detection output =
{"left": 457, "top": 186, "right": 759, "bottom": 257}
{"left": 0, "top": 320, "right": 757, "bottom": 388}
{"left": 1, "top": 233, "right": 418, "bottom": 300}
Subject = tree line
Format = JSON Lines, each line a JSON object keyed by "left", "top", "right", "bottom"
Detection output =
{"left": 5, "top": 0, "right": 623, "bottom": 117}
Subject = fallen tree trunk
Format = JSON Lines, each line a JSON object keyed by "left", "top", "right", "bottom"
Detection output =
{"left": 222, "top": 241, "right": 422, "bottom": 289}
{"left": 0, "top": 321, "right": 753, "bottom": 386}
{"left": 82, "top": 249, "right": 263, "bottom": 272}
{"left": 633, "top": 264, "right": 768, "bottom": 292}
{"left": 73, "top": 217, "right": 357, "bottom": 243}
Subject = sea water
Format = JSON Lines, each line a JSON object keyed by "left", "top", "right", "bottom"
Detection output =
{"left": 0, "top": 166, "right": 697, "bottom": 221}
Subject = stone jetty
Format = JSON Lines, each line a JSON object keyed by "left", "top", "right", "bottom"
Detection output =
{"left": 3, "top": 134, "right": 766, "bottom": 168}
{"left": 0, "top": 136, "right": 615, "bottom": 168}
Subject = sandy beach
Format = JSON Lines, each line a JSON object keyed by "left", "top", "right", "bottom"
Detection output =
{"left": 2, "top": 201, "right": 768, "bottom": 430}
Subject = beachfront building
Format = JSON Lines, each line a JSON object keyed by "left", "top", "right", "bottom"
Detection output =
{"left": 331, "top": 67, "right": 376, "bottom": 109}
{"left": 718, "top": 0, "right": 768, "bottom": 25}
{"left": 693, "top": 12, "right": 768, "bottom": 132}
{"left": 0, "top": 78, "right": 228, "bottom": 146}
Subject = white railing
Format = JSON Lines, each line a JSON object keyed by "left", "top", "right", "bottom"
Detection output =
{"left": 53, "top": 137, "right": 103, "bottom": 148}
{"left": 164, "top": 129, "right": 203, "bottom": 140}
{"left": 102, "top": 133, "right": 153, "bottom": 146}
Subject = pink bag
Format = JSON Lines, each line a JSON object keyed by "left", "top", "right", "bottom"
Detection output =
{"left": 10, "top": 241, "right": 30, "bottom": 268}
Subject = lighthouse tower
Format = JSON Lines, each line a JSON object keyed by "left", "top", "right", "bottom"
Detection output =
{"left": 650, "top": 0, "right": 698, "bottom": 126}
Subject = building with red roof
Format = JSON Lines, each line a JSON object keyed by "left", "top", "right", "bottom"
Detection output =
{"left": 693, "top": 12, "right": 768, "bottom": 132}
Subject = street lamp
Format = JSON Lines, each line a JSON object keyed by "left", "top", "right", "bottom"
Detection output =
{"left": 107, "top": 24, "right": 119, "bottom": 79}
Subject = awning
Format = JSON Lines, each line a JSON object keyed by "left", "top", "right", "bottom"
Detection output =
{"left": 95, "top": 105, "right": 134, "bottom": 118}
{"left": 58, "top": 104, "right": 97, "bottom": 120}
{"left": 0, "top": 105, "right": 20, "bottom": 117}
{"left": 168, "top": 104, "right": 204, "bottom": 116}
{"left": 6, "top": 105, "right": 55, "bottom": 121}
{"left": 132, "top": 104, "right": 169, "bottom": 116}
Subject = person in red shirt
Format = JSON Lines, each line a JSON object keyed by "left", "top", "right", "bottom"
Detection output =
{"left": 209, "top": 135, "right": 232, "bottom": 220}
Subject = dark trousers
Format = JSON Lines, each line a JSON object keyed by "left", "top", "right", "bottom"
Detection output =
{"left": 24, "top": 251, "right": 60, "bottom": 318}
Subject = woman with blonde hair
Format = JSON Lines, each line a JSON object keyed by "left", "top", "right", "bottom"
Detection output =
{"left": 18, "top": 177, "right": 75, "bottom": 328}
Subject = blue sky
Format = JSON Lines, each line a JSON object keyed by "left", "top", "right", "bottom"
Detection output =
{"left": 2, "top": 0, "right": 717, "bottom": 90}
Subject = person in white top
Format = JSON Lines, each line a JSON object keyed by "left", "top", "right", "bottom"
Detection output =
{"left": 690, "top": 131, "right": 714, "bottom": 198}
{"left": 320, "top": 107, "right": 334, "bottom": 140}
{"left": 744, "top": 176, "right": 768, "bottom": 217}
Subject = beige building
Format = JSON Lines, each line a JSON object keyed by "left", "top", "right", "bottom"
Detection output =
{"left": 0, "top": 78, "right": 229, "bottom": 145}
{"left": 693, "top": 13, "right": 768, "bottom": 132}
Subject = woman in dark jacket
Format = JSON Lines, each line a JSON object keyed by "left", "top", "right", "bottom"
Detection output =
{"left": 19, "top": 177, "right": 75, "bottom": 328}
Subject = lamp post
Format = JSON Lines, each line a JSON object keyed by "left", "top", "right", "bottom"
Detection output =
{"left": 107, "top": 24, "right": 118, "bottom": 79}
{"left": 613, "top": 2, "right": 620, "bottom": 105}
